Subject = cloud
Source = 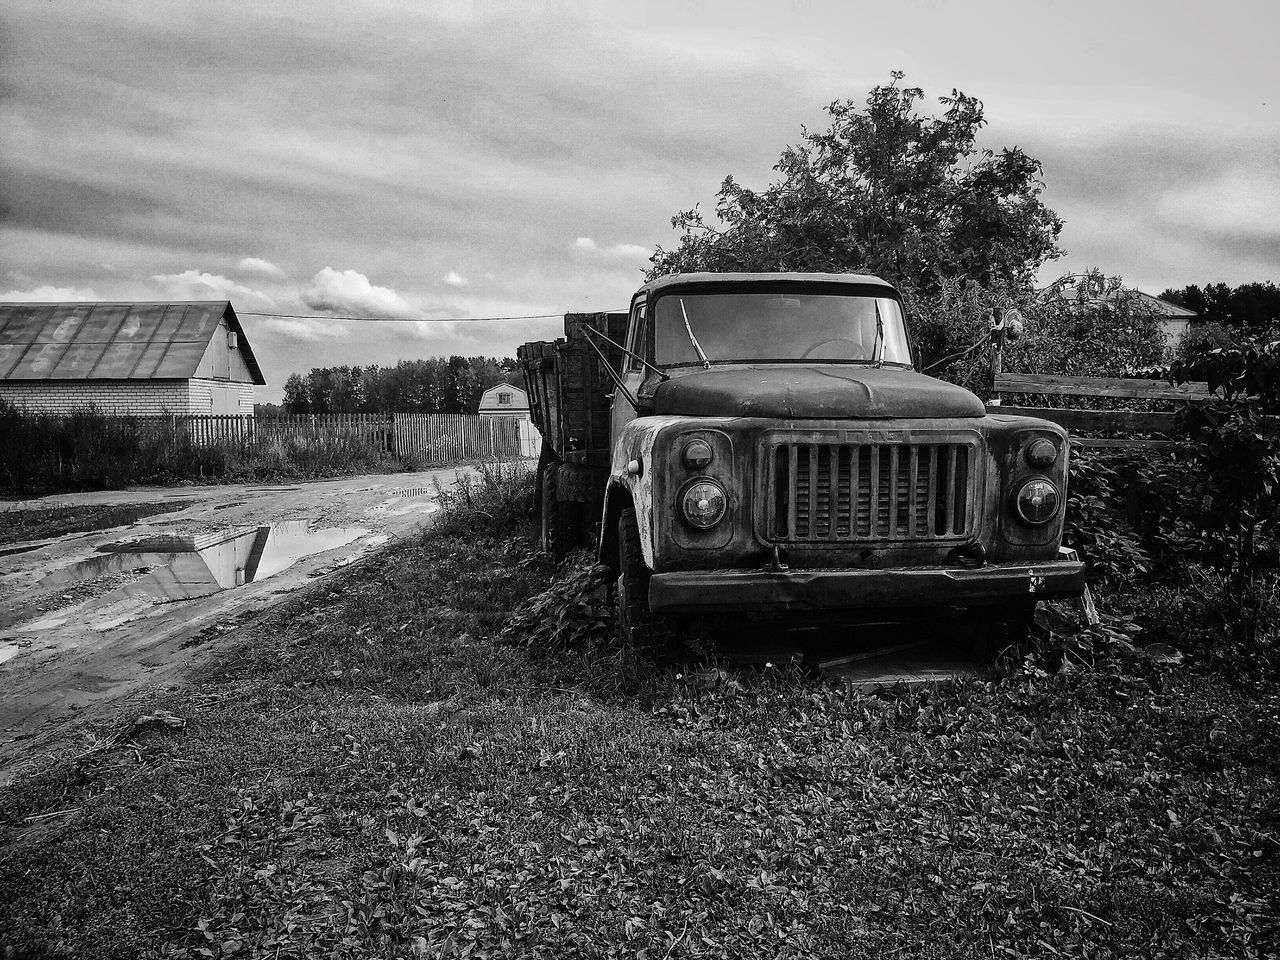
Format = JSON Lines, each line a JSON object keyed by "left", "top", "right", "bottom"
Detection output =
{"left": 1156, "top": 167, "right": 1280, "bottom": 237}
{"left": 0, "top": 284, "right": 99, "bottom": 302}
{"left": 443, "top": 270, "right": 470, "bottom": 287}
{"left": 238, "top": 257, "right": 285, "bottom": 277}
{"left": 572, "top": 236, "right": 652, "bottom": 260}
{"left": 151, "top": 270, "right": 279, "bottom": 311}
{"left": 256, "top": 317, "right": 350, "bottom": 342}
{"left": 302, "top": 267, "right": 418, "bottom": 318}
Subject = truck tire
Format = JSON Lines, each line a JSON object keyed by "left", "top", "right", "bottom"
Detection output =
{"left": 616, "top": 506, "right": 654, "bottom": 648}
{"left": 540, "top": 456, "right": 581, "bottom": 561}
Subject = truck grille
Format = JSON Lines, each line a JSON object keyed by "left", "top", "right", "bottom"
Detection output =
{"left": 766, "top": 441, "right": 973, "bottom": 543}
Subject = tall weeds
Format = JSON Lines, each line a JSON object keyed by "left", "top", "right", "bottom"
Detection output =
{"left": 430, "top": 459, "right": 535, "bottom": 540}
{"left": 0, "top": 403, "right": 395, "bottom": 494}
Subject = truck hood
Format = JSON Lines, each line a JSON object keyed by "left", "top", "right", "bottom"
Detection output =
{"left": 650, "top": 364, "right": 985, "bottom": 419}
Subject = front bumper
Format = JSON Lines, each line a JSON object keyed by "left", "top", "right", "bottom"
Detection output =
{"left": 649, "top": 557, "right": 1086, "bottom": 614}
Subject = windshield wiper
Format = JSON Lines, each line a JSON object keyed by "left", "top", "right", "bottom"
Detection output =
{"left": 872, "top": 301, "right": 885, "bottom": 368}
{"left": 680, "top": 298, "right": 712, "bottom": 369}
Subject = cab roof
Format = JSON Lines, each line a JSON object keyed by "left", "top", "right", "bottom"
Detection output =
{"left": 635, "top": 272, "right": 899, "bottom": 299}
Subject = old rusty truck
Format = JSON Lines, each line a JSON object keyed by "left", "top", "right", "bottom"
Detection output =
{"left": 518, "top": 272, "right": 1085, "bottom": 647}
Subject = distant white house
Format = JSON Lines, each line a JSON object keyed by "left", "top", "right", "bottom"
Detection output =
{"left": 477, "top": 382, "right": 540, "bottom": 457}
{"left": 478, "top": 383, "right": 530, "bottom": 420}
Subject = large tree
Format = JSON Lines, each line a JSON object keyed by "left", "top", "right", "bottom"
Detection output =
{"left": 648, "top": 73, "right": 1063, "bottom": 367}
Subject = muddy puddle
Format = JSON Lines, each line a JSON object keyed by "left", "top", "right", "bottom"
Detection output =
{"left": 394, "top": 486, "right": 435, "bottom": 498}
{"left": 32, "top": 521, "right": 368, "bottom": 605}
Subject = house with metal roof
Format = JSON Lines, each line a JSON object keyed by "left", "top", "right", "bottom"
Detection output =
{"left": 0, "top": 301, "right": 266, "bottom": 416}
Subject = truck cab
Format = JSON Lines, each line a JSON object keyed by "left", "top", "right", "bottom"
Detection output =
{"left": 520, "top": 272, "right": 1084, "bottom": 646}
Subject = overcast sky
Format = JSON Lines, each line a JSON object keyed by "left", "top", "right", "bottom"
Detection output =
{"left": 2, "top": 0, "right": 1277, "bottom": 402}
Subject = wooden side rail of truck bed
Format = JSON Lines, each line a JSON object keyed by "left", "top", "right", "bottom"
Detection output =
{"left": 518, "top": 311, "right": 627, "bottom": 467}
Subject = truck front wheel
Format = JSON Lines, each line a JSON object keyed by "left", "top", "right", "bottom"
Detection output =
{"left": 616, "top": 506, "right": 654, "bottom": 648}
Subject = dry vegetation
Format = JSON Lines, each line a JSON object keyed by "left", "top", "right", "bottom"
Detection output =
{"left": 0, "top": 404, "right": 437, "bottom": 496}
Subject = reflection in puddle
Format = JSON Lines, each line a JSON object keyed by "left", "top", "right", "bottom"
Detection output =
{"left": 36, "top": 521, "right": 368, "bottom": 603}
{"left": 394, "top": 487, "right": 434, "bottom": 498}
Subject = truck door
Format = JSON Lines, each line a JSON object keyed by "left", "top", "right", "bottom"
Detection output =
{"left": 610, "top": 297, "right": 648, "bottom": 446}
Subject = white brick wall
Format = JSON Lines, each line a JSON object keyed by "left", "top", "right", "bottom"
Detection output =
{"left": 186, "top": 379, "right": 255, "bottom": 414}
{"left": 1, "top": 379, "right": 197, "bottom": 415}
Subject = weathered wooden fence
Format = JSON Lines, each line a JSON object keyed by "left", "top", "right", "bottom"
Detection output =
{"left": 391, "top": 413, "right": 522, "bottom": 460}
{"left": 73, "top": 412, "right": 530, "bottom": 463}
{"left": 986, "top": 372, "right": 1210, "bottom": 450}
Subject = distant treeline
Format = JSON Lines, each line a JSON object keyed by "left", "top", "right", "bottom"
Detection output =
{"left": 1160, "top": 282, "right": 1280, "bottom": 334}
{"left": 280, "top": 356, "right": 519, "bottom": 414}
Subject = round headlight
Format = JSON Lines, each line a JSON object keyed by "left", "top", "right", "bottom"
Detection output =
{"left": 1013, "top": 478, "right": 1060, "bottom": 525}
{"left": 682, "top": 438, "right": 714, "bottom": 470}
{"left": 1026, "top": 438, "right": 1059, "bottom": 469}
{"left": 679, "top": 478, "right": 727, "bottom": 529}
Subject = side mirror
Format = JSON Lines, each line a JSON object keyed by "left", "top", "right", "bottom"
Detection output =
{"left": 1001, "top": 308, "right": 1025, "bottom": 343}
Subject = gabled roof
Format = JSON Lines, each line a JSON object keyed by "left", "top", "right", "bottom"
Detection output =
{"left": 480, "top": 382, "right": 527, "bottom": 400}
{"left": 1133, "top": 291, "right": 1197, "bottom": 318}
{"left": 0, "top": 301, "right": 266, "bottom": 384}
{"left": 1044, "top": 285, "right": 1197, "bottom": 319}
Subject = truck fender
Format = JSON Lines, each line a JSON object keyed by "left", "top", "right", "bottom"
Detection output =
{"left": 600, "top": 426, "right": 667, "bottom": 573}
{"left": 597, "top": 479, "right": 631, "bottom": 572}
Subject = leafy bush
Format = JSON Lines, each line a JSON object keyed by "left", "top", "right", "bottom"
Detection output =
{"left": 1062, "top": 449, "right": 1202, "bottom": 588}
{"left": 500, "top": 553, "right": 615, "bottom": 651}
{"left": 921, "top": 270, "right": 1171, "bottom": 394}
{"left": 1174, "top": 320, "right": 1242, "bottom": 366}
{"left": 1004, "top": 272, "right": 1169, "bottom": 384}
{"left": 430, "top": 459, "right": 535, "bottom": 540}
{"left": 1170, "top": 339, "right": 1280, "bottom": 642}
{"left": 1062, "top": 454, "right": 1154, "bottom": 585}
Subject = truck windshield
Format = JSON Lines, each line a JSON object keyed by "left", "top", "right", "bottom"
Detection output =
{"left": 652, "top": 291, "right": 912, "bottom": 367}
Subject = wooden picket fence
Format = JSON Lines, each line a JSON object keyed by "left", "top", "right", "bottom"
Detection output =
{"left": 392, "top": 413, "right": 523, "bottom": 461}
{"left": 95, "top": 412, "right": 529, "bottom": 463}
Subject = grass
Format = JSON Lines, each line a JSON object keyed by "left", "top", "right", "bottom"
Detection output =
{"left": 1, "top": 464, "right": 1277, "bottom": 958}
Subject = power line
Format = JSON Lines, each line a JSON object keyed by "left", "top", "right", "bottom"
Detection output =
{"left": 238, "top": 310, "right": 612, "bottom": 323}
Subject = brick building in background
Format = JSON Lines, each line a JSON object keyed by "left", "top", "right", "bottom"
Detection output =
{"left": 0, "top": 301, "right": 266, "bottom": 415}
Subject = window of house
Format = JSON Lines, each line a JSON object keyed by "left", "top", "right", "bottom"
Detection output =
{"left": 498, "top": 392, "right": 512, "bottom": 406}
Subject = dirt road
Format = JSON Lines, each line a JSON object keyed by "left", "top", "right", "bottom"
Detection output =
{"left": 0, "top": 468, "right": 472, "bottom": 780}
